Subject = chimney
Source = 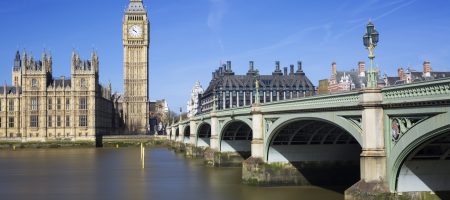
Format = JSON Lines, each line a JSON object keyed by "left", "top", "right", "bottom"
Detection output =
{"left": 332, "top": 62, "right": 337, "bottom": 75}
{"left": 283, "top": 67, "right": 288, "bottom": 76}
{"left": 275, "top": 61, "right": 280, "bottom": 71}
{"left": 398, "top": 68, "right": 404, "bottom": 80}
{"left": 290, "top": 65, "right": 294, "bottom": 75}
{"left": 226, "top": 61, "right": 232, "bottom": 71}
{"left": 219, "top": 66, "right": 223, "bottom": 75}
{"left": 358, "top": 61, "right": 365, "bottom": 77}
{"left": 423, "top": 61, "right": 431, "bottom": 77}
{"left": 297, "top": 61, "right": 303, "bottom": 72}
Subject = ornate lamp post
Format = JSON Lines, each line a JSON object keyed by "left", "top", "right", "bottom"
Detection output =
{"left": 363, "top": 21, "right": 380, "bottom": 88}
{"left": 254, "top": 69, "right": 260, "bottom": 105}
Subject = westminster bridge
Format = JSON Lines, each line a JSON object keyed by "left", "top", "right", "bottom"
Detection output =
{"left": 167, "top": 78, "right": 450, "bottom": 199}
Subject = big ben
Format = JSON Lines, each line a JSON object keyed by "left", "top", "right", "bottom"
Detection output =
{"left": 123, "top": 0, "right": 149, "bottom": 134}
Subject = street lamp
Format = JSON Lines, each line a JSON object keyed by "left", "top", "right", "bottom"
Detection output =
{"left": 363, "top": 21, "right": 380, "bottom": 88}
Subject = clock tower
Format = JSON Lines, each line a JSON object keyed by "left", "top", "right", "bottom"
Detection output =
{"left": 123, "top": 0, "right": 149, "bottom": 134}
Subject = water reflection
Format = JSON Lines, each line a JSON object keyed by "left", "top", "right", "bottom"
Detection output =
{"left": 0, "top": 148, "right": 343, "bottom": 200}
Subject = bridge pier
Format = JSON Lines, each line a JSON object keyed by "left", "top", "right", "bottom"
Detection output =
{"left": 345, "top": 89, "right": 391, "bottom": 199}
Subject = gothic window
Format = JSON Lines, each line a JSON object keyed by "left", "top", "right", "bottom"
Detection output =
{"left": 65, "top": 98, "right": 70, "bottom": 110}
{"left": 0, "top": 117, "right": 2, "bottom": 128}
{"left": 31, "top": 97, "right": 38, "bottom": 111}
{"left": 57, "top": 98, "right": 61, "bottom": 110}
{"left": 14, "top": 77, "right": 18, "bottom": 86}
{"left": 8, "top": 117, "right": 14, "bottom": 128}
{"left": 79, "top": 97, "right": 87, "bottom": 110}
{"left": 31, "top": 79, "right": 37, "bottom": 88}
{"left": 80, "top": 78, "right": 87, "bottom": 88}
{"left": 57, "top": 116, "right": 61, "bottom": 127}
{"left": 48, "top": 98, "right": 52, "bottom": 110}
{"left": 79, "top": 115, "right": 87, "bottom": 127}
{"left": 8, "top": 100, "right": 14, "bottom": 112}
{"left": 66, "top": 115, "right": 70, "bottom": 127}
{"left": 30, "top": 116, "right": 38, "bottom": 127}
{"left": 0, "top": 99, "right": 2, "bottom": 111}
{"left": 48, "top": 116, "right": 52, "bottom": 127}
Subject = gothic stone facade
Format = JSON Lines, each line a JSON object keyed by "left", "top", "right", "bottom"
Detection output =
{"left": 122, "top": 0, "right": 150, "bottom": 134}
{"left": 0, "top": 51, "right": 114, "bottom": 141}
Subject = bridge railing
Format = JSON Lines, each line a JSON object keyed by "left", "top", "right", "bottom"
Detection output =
{"left": 382, "top": 77, "right": 450, "bottom": 104}
{"left": 258, "top": 91, "right": 361, "bottom": 113}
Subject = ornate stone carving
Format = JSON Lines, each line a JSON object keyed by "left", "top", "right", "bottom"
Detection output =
{"left": 391, "top": 116, "right": 429, "bottom": 142}
{"left": 264, "top": 118, "right": 278, "bottom": 132}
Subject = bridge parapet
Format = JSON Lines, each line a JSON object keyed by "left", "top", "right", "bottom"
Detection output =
{"left": 382, "top": 77, "right": 450, "bottom": 104}
{"left": 260, "top": 91, "right": 361, "bottom": 112}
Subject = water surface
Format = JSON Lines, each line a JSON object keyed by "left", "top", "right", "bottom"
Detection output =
{"left": 0, "top": 148, "right": 343, "bottom": 200}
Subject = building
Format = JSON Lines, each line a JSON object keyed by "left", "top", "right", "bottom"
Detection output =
{"left": 328, "top": 62, "right": 369, "bottom": 93}
{"left": 200, "top": 61, "right": 315, "bottom": 113}
{"left": 122, "top": 0, "right": 150, "bottom": 134}
{"left": 149, "top": 99, "right": 169, "bottom": 134}
{"left": 317, "top": 79, "right": 329, "bottom": 95}
{"left": 0, "top": 50, "right": 114, "bottom": 141}
{"left": 384, "top": 61, "right": 450, "bottom": 86}
{"left": 186, "top": 81, "right": 204, "bottom": 118}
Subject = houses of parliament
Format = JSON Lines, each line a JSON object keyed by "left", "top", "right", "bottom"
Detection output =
{"left": 0, "top": 0, "right": 150, "bottom": 141}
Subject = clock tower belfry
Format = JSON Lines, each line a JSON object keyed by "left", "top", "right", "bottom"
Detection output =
{"left": 123, "top": 0, "right": 149, "bottom": 134}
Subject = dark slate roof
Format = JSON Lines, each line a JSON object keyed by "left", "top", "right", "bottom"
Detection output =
{"left": 0, "top": 86, "right": 22, "bottom": 95}
{"left": 126, "top": 1, "right": 147, "bottom": 14}
{"left": 385, "top": 76, "right": 401, "bottom": 85}
{"left": 335, "top": 70, "right": 368, "bottom": 89}
{"left": 431, "top": 72, "right": 450, "bottom": 79}
{"left": 203, "top": 67, "right": 315, "bottom": 97}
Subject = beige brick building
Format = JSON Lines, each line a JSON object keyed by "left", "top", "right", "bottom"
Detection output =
{"left": 0, "top": 51, "right": 115, "bottom": 141}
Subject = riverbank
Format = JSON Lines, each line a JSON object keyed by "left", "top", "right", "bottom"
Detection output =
{"left": 0, "top": 135, "right": 169, "bottom": 150}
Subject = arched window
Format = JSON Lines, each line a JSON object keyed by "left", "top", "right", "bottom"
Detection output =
{"left": 31, "top": 79, "right": 37, "bottom": 88}
{"left": 80, "top": 78, "right": 87, "bottom": 88}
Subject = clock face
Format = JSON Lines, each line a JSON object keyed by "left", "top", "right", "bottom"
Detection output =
{"left": 129, "top": 25, "right": 143, "bottom": 38}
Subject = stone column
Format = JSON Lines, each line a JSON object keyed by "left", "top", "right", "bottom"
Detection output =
{"left": 270, "top": 91, "right": 273, "bottom": 102}
{"left": 165, "top": 127, "right": 170, "bottom": 140}
{"left": 263, "top": 91, "right": 266, "bottom": 103}
{"left": 223, "top": 92, "right": 226, "bottom": 109}
{"left": 243, "top": 92, "right": 246, "bottom": 106}
{"left": 189, "top": 120, "right": 197, "bottom": 146}
{"left": 209, "top": 112, "right": 219, "bottom": 151}
{"left": 237, "top": 92, "right": 240, "bottom": 107}
{"left": 178, "top": 124, "right": 184, "bottom": 142}
{"left": 251, "top": 105, "right": 264, "bottom": 158}
{"left": 171, "top": 126, "right": 176, "bottom": 141}
{"left": 250, "top": 92, "right": 253, "bottom": 104}
{"left": 345, "top": 88, "right": 389, "bottom": 199}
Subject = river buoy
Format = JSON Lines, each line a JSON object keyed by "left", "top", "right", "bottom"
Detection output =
{"left": 116, "top": 144, "right": 119, "bottom": 148}
{"left": 13, "top": 145, "right": 16, "bottom": 151}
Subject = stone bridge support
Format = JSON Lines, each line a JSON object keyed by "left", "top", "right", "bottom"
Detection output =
{"left": 345, "top": 88, "right": 390, "bottom": 199}
{"left": 209, "top": 112, "right": 219, "bottom": 151}
{"left": 189, "top": 120, "right": 198, "bottom": 146}
{"left": 177, "top": 124, "right": 184, "bottom": 143}
{"left": 170, "top": 126, "right": 176, "bottom": 141}
{"left": 251, "top": 105, "right": 264, "bottom": 158}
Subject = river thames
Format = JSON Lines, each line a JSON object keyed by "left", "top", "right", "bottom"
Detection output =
{"left": 0, "top": 148, "right": 343, "bottom": 200}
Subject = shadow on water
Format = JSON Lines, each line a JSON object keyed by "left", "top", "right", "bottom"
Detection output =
{"left": 95, "top": 135, "right": 103, "bottom": 147}
{"left": 290, "top": 161, "right": 360, "bottom": 194}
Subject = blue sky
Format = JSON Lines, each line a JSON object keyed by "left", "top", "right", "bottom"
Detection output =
{"left": 1, "top": 0, "right": 450, "bottom": 111}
